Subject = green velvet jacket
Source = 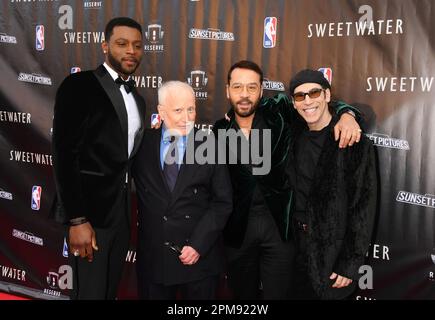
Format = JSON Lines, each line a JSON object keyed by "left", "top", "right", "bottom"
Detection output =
{"left": 213, "top": 94, "right": 358, "bottom": 248}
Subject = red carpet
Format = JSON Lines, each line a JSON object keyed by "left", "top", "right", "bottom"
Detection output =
{"left": 0, "top": 292, "right": 29, "bottom": 300}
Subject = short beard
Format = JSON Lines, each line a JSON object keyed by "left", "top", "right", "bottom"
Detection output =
{"left": 232, "top": 98, "right": 261, "bottom": 118}
{"left": 107, "top": 50, "right": 138, "bottom": 76}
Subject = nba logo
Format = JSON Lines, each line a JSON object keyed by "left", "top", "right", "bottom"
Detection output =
{"left": 263, "top": 17, "right": 277, "bottom": 48}
{"left": 36, "top": 25, "right": 44, "bottom": 51}
{"left": 70, "top": 67, "right": 81, "bottom": 74}
{"left": 31, "top": 186, "right": 42, "bottom": 211}
{"left": 151, "top": 114, "right": 161, "bottom": 127}
{"left": 62, "top": 237, "right": 69, "bottom": 258}
{"left": 318, "top": 67, "right": 333, "bottom": 85}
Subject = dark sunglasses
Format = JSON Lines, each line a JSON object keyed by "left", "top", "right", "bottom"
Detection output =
{"left": 293, "top": 88, "right": 325, "bottom": 102}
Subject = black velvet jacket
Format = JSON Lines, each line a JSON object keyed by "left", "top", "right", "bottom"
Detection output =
{"left": 51, "top": 65, "right": 146, "bottom": 227}
{"left": 214, "top": 95, "right": 292, "bottom": 248}
{"left": 213, "top": 94, "right": 358, "bottom": 248}
{"left": 288, "top": 115, "right": 377, "bottom": 299}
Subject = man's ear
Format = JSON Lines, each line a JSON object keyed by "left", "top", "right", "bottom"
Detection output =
{"left": 157, "top": 105, "right": 164, "bottom": 120}
{"left": 226, "top": 84, "right": 230, "bottom": 100}
{"left": 325, "top": 88, "right": 331, "bottom": 103}
{"left": 102, "top": 41, "right": 108, "bottom": 54}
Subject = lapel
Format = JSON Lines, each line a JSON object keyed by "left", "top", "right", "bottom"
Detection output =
{"left": 129, "top": 89, "right": 146, "bottom": 158}
{"left": 261, "top": 106, "right": 284, "bottom": 153}
{"left": 228, "top": 112, "right": 257, "bottom": 175}
{"left": 93, "top": 65, "right": 128, "bottom": 156}
{"left": 150, "top": 127, "right": 172, "bottom": 195}
{"left": 168, "top": 129, "right": 199, "bottom": 207}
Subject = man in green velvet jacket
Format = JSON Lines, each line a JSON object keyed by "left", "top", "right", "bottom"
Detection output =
{"left": 213, "top": 60, "right": 362, "bottom": 300}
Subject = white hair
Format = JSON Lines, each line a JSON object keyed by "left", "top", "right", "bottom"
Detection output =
{"left": 158, "top": 81, "right": 195, "bottom": 106}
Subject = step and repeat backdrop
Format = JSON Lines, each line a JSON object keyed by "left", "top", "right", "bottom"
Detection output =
{"left": 0, "top": 0, "right": 434, "bottom": 300}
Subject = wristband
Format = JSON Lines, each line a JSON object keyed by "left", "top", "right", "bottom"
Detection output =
{"left": 70, "top": 217, "right": 88, "bottom": 226}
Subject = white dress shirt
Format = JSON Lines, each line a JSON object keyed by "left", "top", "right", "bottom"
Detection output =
{"left": 103, "top": 62, "right": 141, "bottom": 157}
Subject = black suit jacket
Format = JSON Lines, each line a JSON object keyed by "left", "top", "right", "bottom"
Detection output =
{"left": 133, "top": 128, "right": 232, "bottom": 286}
{"left": 51, "top": 65, "right": 146, "bottom": 227}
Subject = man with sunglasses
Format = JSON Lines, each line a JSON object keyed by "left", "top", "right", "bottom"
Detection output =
{"left": 287, "top": 69, "right": 377, "bottom": 299}
{"left": 213, "top": 60, "right": 362, "bottom": 300}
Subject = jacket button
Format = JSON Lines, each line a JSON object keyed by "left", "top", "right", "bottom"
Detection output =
{"left": 185, "top": 215, "right": 190, "bottom": 219}
{"left": 193, "top": 188, "right": 198, "bottom": 194}
{"left": 163, "top": 216, "right": 168, "bottom": 221}
{"left": 164, "top": 241, "right": 170, "bottom": 246}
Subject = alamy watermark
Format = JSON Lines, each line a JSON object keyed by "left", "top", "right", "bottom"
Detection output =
{"left": 358, "top": 265, "right": 373, "bottom": 290}
{"left": 164, "top": 128, "right": 271, "bottom": 175}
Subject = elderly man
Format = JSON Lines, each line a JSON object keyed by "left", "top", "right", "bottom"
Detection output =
{"left": 133, "top": 81, "right": 232, "bottom": 299}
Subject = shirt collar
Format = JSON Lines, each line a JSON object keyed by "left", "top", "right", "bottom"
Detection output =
{"left": 103, "top": 62, "right": 130, "bottom": 82}
{"left": 161, "top": 125, "right": 188, "bottom": 144}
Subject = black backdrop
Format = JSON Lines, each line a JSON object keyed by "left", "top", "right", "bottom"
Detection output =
{"left": 1, "top": 0, "right": 434, "bottom": 300}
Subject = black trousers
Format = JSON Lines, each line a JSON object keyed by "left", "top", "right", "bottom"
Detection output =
{"left": 225, "top": 212, "right": 296, "bottom": 300}
{"left": 144, "top": 276, "right": 219, "bottom": 300}
{"left": 290, "top": 219, "right": 355, "bottom": 300}
{"left": 290, "top": 222, "right": 320, "bottom": 300}
{"left": 69, "top": 190, "right": 130, "bottom": 300}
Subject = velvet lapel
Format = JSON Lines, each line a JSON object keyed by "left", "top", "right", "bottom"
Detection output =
{"left": 224, "top": 115, "right": 252, "bottom": 175}
{"left": 93, "top": 65, "right": 128, "bottom": 156}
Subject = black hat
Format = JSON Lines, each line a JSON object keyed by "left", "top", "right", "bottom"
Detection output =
{"left": 289, "top": 69, "right": 331, "bottom": 94}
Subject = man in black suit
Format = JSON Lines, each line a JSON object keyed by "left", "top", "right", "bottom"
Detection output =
{"left": 51, "top": 17, "right": 146, "bottom": 299}
{"left": 133, "top": 81, "right": 232, "bottom": 300}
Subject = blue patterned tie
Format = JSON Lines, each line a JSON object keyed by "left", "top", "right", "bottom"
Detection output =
{"left": 163, "top": 136, "right": 179, "bottom": 192}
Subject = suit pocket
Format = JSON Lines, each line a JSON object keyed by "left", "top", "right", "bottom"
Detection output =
{"left": 79, "top": 169, "right": 105, "bottom": 176}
